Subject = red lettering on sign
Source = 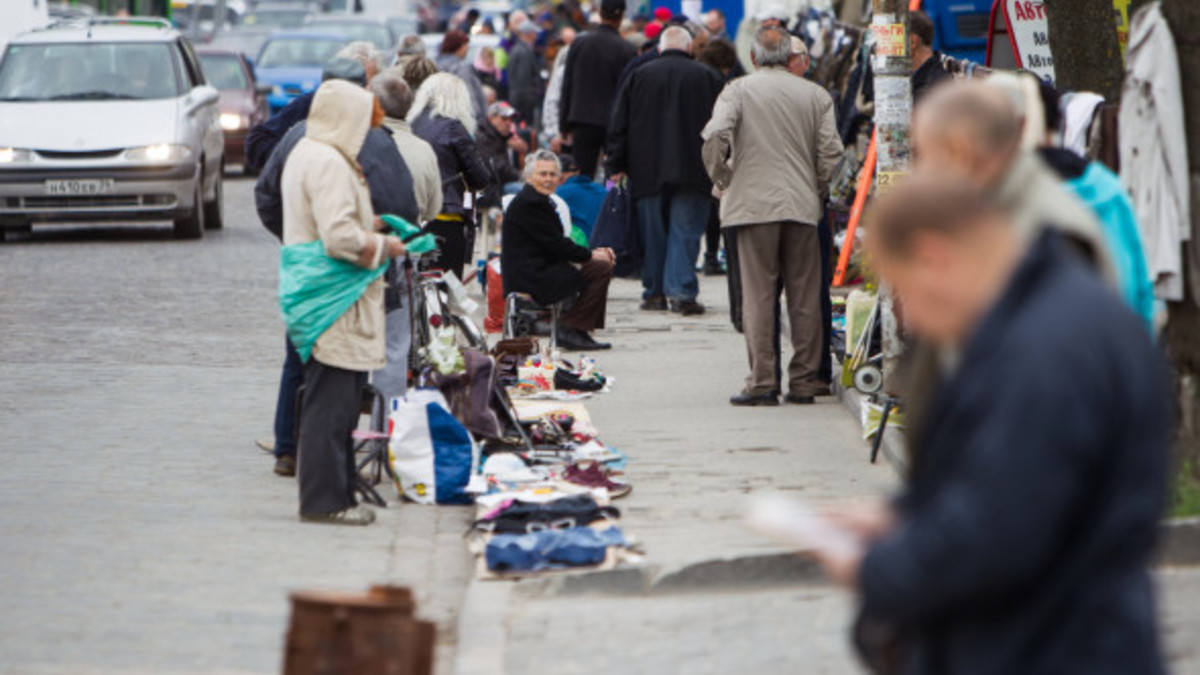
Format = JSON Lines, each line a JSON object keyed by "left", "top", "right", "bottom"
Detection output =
{"left": 1014, "top": 2, "right": 1024, "bottom": 20}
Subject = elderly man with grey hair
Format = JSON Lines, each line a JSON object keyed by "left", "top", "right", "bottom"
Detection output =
{"left": 501, "top": 150, "right": 616, "bottom": 351}
{"left": 608, "top": 25, "right": 724, "bottom": 316}
{"left": 702, "top": 25, "right": 843, "bottom": 406}
{"left": 367, "top": 68, "right": 444, "bottom": 408}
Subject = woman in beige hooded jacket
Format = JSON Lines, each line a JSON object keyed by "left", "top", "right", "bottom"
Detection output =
{"left": 282, "top": 79, "right": 406, "bottom": 526}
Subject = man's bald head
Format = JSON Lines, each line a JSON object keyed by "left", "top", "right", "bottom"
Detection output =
{"left": 913, "top": 81, "right": 1021, "bottom": 187}
{"left": 659, "top": 25, "right": 693, "bottom": 53}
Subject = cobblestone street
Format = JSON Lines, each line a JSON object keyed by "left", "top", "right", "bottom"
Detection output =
{"left": 1, "top": 177, "right": 1197, "bottom": 675}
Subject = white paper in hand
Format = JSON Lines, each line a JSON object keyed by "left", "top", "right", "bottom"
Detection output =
{"left": 745, "top": 492, "right": 862, "bottom": 559}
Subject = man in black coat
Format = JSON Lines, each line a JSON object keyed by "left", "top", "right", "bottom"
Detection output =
{"left": 475, "top": 102, "right": 526, "bottom": 210}
{"left": 558, "top": 0, "right": 637, "bottom": 179}
{"left": 608, "top": 26, "right": 724, "bottom": 316}
{"left": 810, "top": 174, "right": 1169, "bottom": 675}
{"left": 502, "top": 151, "right": 616, "bottom": 351}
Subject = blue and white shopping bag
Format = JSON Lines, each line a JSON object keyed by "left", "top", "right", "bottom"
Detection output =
{"left": 388, "top": 389, "right": 479, "bottom": 505}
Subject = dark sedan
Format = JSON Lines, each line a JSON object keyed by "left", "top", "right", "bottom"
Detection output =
{"left": 198, "top": 48, "right": 269, "bottom": 172}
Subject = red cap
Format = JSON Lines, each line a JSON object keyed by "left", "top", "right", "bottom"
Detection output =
{"left": 653, "top": 7, "right": 672, "bottom": 21}
{"left": 644, "top": 22, "right": 663, "bottom": 39}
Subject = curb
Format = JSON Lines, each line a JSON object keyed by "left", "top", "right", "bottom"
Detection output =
{"left": 834, "top": 378, "right": 1200, "bottom": 567}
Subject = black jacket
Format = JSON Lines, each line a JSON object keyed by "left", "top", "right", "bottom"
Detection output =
{"left": 410, "top": 111, "right": 492, "bottom": 217}
{"left": 254, "top": 122, "right": 418, "bottom": 311}
{"left": 559, "top": 24, "right": 636, "bottom": 132}
{"left": 506, "top": 40, "right": 541, "bottom": 117}
{"left": 475, "top": 120, "right": 522, "bottom": 209}
{"left": 501, "top": 184, "right": 591, "bottom": 306}
{"left": 860, "top": 232, "right": 1169, "bottom": 675}
{"left": 910, "top": 51, "right": 952, "bottom": 105}
{"left": 244, "top": 90, "right": 314, "bottom": 173}
{"left": 607, "top": 50, "right": 724, "bottom": 199}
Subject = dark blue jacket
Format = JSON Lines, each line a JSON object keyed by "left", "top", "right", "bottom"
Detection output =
{"left": 410, "top": 111, "right": 491, "bottom": 218}
{"left": 243, "top": 91, "right": 315, "bottom": 173}
{"left": 859, "top": 232, "right": 1170, "bottom": 675}
{"left": 254, "top": 122, "right": 418, "bottom": 310}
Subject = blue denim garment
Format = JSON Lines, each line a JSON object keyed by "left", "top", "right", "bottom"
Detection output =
{"left": 486, "top": 526, "right": 628, "bottom": 572}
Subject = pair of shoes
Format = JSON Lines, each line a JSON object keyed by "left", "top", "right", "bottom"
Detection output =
{"left": 730, "top": 391, "right": 779, "bottom": 406}
{"left": 557, "top": 326, "right": 612, "bottom": 351}
{"left": 256, "top": 438, "right": 275, "bottom": 454}
{"left": 670, "top": 299, "right": 706, "bottom": 316}
{"left": 274, "top": 454, "right": 297, "bottom": 476}
{"left": 812, "top": 383, "right": 834, "bottom": 397}
{"left": 300, "top": 505, "right": 376, "bottom": 526}
{"left": 702, "top": 259, "right": 725, "bottom": 276}
{"left": 562, "top": 461, "right": 632, "bottom": 498}
{"left": 784, "top": 393, "right": 816, "bottom": 405}
{"left": 640, "top": 295, "right": 668, "bottom": 311}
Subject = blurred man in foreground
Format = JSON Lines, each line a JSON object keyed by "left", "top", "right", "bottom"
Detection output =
{"left": 812, "top": 173, "right": 1170, "bottom": 675}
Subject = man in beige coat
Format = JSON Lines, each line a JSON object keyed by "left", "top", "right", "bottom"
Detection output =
{"left": 702, "top": 25, "right": 843, "bottom": 406}
{"left": 283, "top": 79, "right": 407, "bottom": 525}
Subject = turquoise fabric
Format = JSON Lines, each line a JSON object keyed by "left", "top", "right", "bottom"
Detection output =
{"left": 278, "top": 241, "right": 388, "bottom": 363}
{"left": 1066, "top": 163, "right": 1155, "bottom": 330}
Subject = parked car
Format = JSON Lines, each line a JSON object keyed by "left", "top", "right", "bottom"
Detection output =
{"left": 385, "top": 15, "right": 420, "bottom": 41}
{"left": 0, "top": 19, "right": 225, "bottom": 240}
{"left": 205, "top": 25, "right": 274, "bottom": 62}
{"left": 198, "top": 47, "right": 269, "bottom": 172}
{"left": 302, "top": 16, "right": 395, "bottom": 51}
{"left": 241, "top": 3, "right": 313, "bottom": 30}
{"left": 254, "top": 31, "right": 349, "bottom": 113}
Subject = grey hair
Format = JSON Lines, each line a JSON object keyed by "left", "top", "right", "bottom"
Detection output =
{"left": 369, "top": 67, "right": 414, "bottom": 120}
{"left": 523, "top": 149, "right": 561, "bottom": 178}
{"left": 659, "top": 25, "right": 692, "bottom": 52}
{"left": 751, "top": 25, "right": 791, "bottom": 67}
{"left": 336, "top": 41, "right": 387, "bottom": 75}
{"left": 407, "top": 72, "right": 477, "bottom": 135}
{"left": 397, "top": 34, "right": 425, "bottom": 56}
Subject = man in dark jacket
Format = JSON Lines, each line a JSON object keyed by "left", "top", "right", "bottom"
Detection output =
{"left": 608, "top": 26, "right": 723, "bottom": 315}
{"left": 811, "top": 173, "right": 1169, "bottom": 675}
{"left": 475, "top": 101, "right": 526, "bottom": 210}
{"left": 502, "top": 151, "right": 616, "bottom": 351}
{"left": 558, "top": 0, "right": 636, "bottom": 178}
{"left": 909, "top": 11, "right": 951, "bottom": 105}
{"left": 506, "top": 20, "right": 542, "bottom": 125}
{"left": 254, "top": 86, "right": 418, "bottom": 478}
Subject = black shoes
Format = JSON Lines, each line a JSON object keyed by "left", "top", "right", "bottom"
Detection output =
{"left": 702, "top": 259, "right": 725, "bottom": 276}
{"left": 274, "top": 454, "right": 297, "bottom": 476}
{"left": 730, "top": 391, "right": 779, "bottom": 406}
{"left": 670, "top": 299, "right": 706, "bottom": 316}
{"left": 640, "top": 295, "right": 668, "bottom": 311}
{"left": 784, "top": 393, "right": 816, "bottom": 405}
{"left": 557, "top": 326, "right": 612, "bottom": 351}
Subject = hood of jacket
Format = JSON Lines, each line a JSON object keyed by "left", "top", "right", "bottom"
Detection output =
{"left": 304, "top": 79, "right": 373, "bottom": 166}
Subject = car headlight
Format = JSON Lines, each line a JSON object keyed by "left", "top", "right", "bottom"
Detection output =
{"left": 220, "top": 113, "right": 248, "bottom": 131}
{"left": 0, "top": 148, "right": 35, "bottom": 164}
{"left": 125, "top": 144, "right": 192, "bottom": 163}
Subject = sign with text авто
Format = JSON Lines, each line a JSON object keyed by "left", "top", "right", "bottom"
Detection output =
{"left": 1004, "top": 0, "right": 1054, "bottom": 81}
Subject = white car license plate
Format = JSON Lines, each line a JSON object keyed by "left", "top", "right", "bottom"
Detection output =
{"left": 44, "top": 179, "right": 115, "bottom": 196}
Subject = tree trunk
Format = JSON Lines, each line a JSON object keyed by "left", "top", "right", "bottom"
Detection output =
{"left": 1044, "top": 0, "right": 1124, "bottom": 101}
{"left": 1162, "top": 0, "right": 1200, "bottom": 481}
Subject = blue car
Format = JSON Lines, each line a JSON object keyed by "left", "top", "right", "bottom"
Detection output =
{"left": 254, "top": 32, "right": 349, "bottom": 115}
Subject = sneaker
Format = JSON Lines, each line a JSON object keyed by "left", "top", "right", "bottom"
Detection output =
{"left": 256, "top": 438, "right": 275, "bottom": 454}
{"left": 702, "top": 259, "right": 725, "bottom": 276}
{"left": 640, "top": 296, "right": 668, "bottom": 311}
{"left": 670, "top": 299, "right": 706, "bottom": 316}
{"left": 300, "top": 505, "right": 376, "bottom": 526}
{"left": 562, "top": 461, "right": 632, "bottom": 498}
{"left": 274, "top": 454, "right": 297, "bottom": 476}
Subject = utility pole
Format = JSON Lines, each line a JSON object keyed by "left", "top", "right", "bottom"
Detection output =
{"left": 870, "top": 0, "right": 912, "bottom": 387}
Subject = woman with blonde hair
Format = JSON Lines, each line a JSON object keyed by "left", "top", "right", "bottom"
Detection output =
{"left": 409, "top": 73, "right": 492, "bottom": 279}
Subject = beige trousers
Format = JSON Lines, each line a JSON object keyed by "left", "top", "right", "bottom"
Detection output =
{"left": 736, "top": 222, "right": 823, "bottom": 396}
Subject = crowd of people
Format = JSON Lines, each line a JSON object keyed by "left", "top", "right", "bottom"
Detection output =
{"left": 246, "top": 4, "right": 1177, "bottom": 671}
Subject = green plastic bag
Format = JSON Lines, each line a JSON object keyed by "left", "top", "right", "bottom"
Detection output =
{"left": 381, "top": 213, "right": 439, "bottom": 255}
{"left": 279, "top": 240, "right": 388, "bottom": 363}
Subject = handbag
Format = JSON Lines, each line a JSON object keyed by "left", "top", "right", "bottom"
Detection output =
{"left": 589, "top": 180, "right": 642, "bottom": 278}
